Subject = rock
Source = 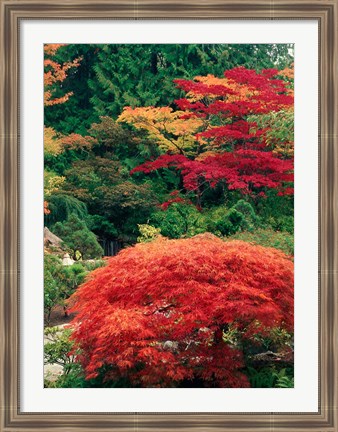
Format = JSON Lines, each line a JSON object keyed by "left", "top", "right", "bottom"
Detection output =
{"left": 163, "top": 340, "right": 179, "bottom": 352}
{"left": 62, "top": 253, "right": 75, "bottom": 266}
{"left": 44, "top": 364, "right": 64, "bottom": 382}
{"left": 44, "top": 226, "right": 63, "bottom": 247}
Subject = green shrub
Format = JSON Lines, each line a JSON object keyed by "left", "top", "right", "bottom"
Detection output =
{"left": 44, "top": 327, "right": 131, "bottom": 388}
{"left": 44, "top": 193, "right": 88, "bottom": 226}
{"left": 137, "top": 224, "right": 161, "bottom": 242}
{"left": 53, "top": 214, "right": 103, "bottom": 259}
{"left": 266, "top": 215, "right": 294, "bottom": 234}
{"left": 44, "top": 253, "right": 106, "bottom": 325}
{"left": 44, "top": 255, "right": 64, "bottom": 324}
{"left": 245, "top": 366, "right": 294, "bottom": 388}
{"left": 228, "top": 228, "right": 293, "bottom": 256}
{"left": 44, "top": 327, "right": 75, "bottom": 370}
{"left": 215, "top": 208, "right": 245, "bottom": 236}
{"left": 151, "top": 203, "right": 206, "bottom": 239}
{"left": 205, "top": 200, "right": 259, "bottom": 237}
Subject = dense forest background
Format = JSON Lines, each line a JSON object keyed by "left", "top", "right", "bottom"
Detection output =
{"left": 44, "top": 44, "right": 294, "bottom": 388}
{"left": 44, "top": 44, "right": 294, "bottom": 253}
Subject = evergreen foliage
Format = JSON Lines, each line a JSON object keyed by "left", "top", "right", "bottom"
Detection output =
{"left": 44, "top": 193, "right": 88, "bottom": 226}
{"left": 53, "top": 215, "right": 103, "bottom": 260}
{"left": 44, "top": 44, "right": 293, "bottom": 133}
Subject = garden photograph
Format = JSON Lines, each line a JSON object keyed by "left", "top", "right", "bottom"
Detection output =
{"left": 43, "top": 43, "right": 294, "bottom": 389}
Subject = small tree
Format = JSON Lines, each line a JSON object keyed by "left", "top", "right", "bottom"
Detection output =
{"left": 44, "top": 254, "right": 64, "bottom": 324}
{"left": 121, "top": 66, "right": 294, "bottom": 208}
{"left": 44, "top": 253, "right": 105, "bottom": 325}
{"left": 69, "top": 235, "right": 293, "bottom": 387}
{"left": 53, "top": 215, "right": 103, "bottom": 260}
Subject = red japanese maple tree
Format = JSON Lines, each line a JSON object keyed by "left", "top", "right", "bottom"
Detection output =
{"left": 128, "top": 67, "right": 294, "bottom": 203}
{"left": 69, "top": 235, "right": 294, "bottom": 387}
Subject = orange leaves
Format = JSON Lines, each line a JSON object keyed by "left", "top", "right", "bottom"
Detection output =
{"left": 69, "top": 235, "right": 293, "bottom": 387}
{"left": 43, "top": 201, "right": 51, "bottom": 215}
{"left": 191, "top": 74, "right": 256, "bottom": 102}
{"left": 44, "top": 44, "right": 81, "bottom": 106}
{"left": 125, "top": 67, "right": 294, "bottom": 201}
{"left": 44, "top": 128, "right": 96, "bottom": 156}
{"left": 278, "top": 65, "right": 294, "bottom": 80}
{"left": 277, "top": 64, "right": 294, "bottom": 98}
{"left": 44, "top": 43, "right": 66, "bottom": 56}
{"left": 61, "top": 133, "right": 97, "bottom": 151}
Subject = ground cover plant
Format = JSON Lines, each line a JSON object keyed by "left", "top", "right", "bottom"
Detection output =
{"left": 43, "top": 43, "right": 294, "bottom": 388}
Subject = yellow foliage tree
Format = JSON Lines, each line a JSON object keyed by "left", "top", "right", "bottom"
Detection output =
{"left": 118, "top": 66, "right": 294, "bottom": 157}
{"left": 117, "top": 106, "right": 204, "bottom": 156}
{"left": 44, "top": 127, "right": 63, "bottom": 156}
{"left": 44, "top": 170, "right": 66, "bottom": 197}
{"left": 44, "top": 44, "right": 82, "bottom": 215}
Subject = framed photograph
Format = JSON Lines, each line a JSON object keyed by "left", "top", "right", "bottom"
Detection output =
{"left": 1, "top": 0, "right": 337, "bottom": 430}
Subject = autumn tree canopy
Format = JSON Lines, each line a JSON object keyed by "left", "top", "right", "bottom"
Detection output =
{"left": 44, "top": 48, "right": 294, "bottom": 246}
{"left": 118, "top": 67, "right": 294, "bottom": 207}
{"left": 69, "top": 235, "right": 294, "bottom": 387}
{"left": 44, "top": 44, "right": 81, "bottom": 107}
{"left": 44, "top": 44, "right": 295, "bottom": 390}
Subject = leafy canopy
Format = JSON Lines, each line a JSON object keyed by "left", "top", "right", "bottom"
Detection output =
{"left": 53, "top": 215, "right": 103, "bottom": 260}
{"left": 69, "top": 235, "right": 293, "bottom": 387}
{"left": 125, "top": 66, "right": 294, "bottom": 206}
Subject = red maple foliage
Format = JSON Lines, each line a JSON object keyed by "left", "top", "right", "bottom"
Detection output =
{"left": 68, "top": 235, "right": 294, "bottom": 387}
{"left": 131, "top": 67, "right": 294, "bottom": 201}
{"left": 158, "top": 190, "right": 195, "bottom": 210}
{"left": 131, "top": 150, "right": 293, "bottom": 196}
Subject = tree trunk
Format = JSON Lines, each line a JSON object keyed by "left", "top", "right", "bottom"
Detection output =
{"left": 99, "top": 238, "right": 123, "bottom": 256}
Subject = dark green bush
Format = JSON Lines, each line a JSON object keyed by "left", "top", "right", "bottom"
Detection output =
{"left": 53, "top": 214, "right": 103, "bottom": 259}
